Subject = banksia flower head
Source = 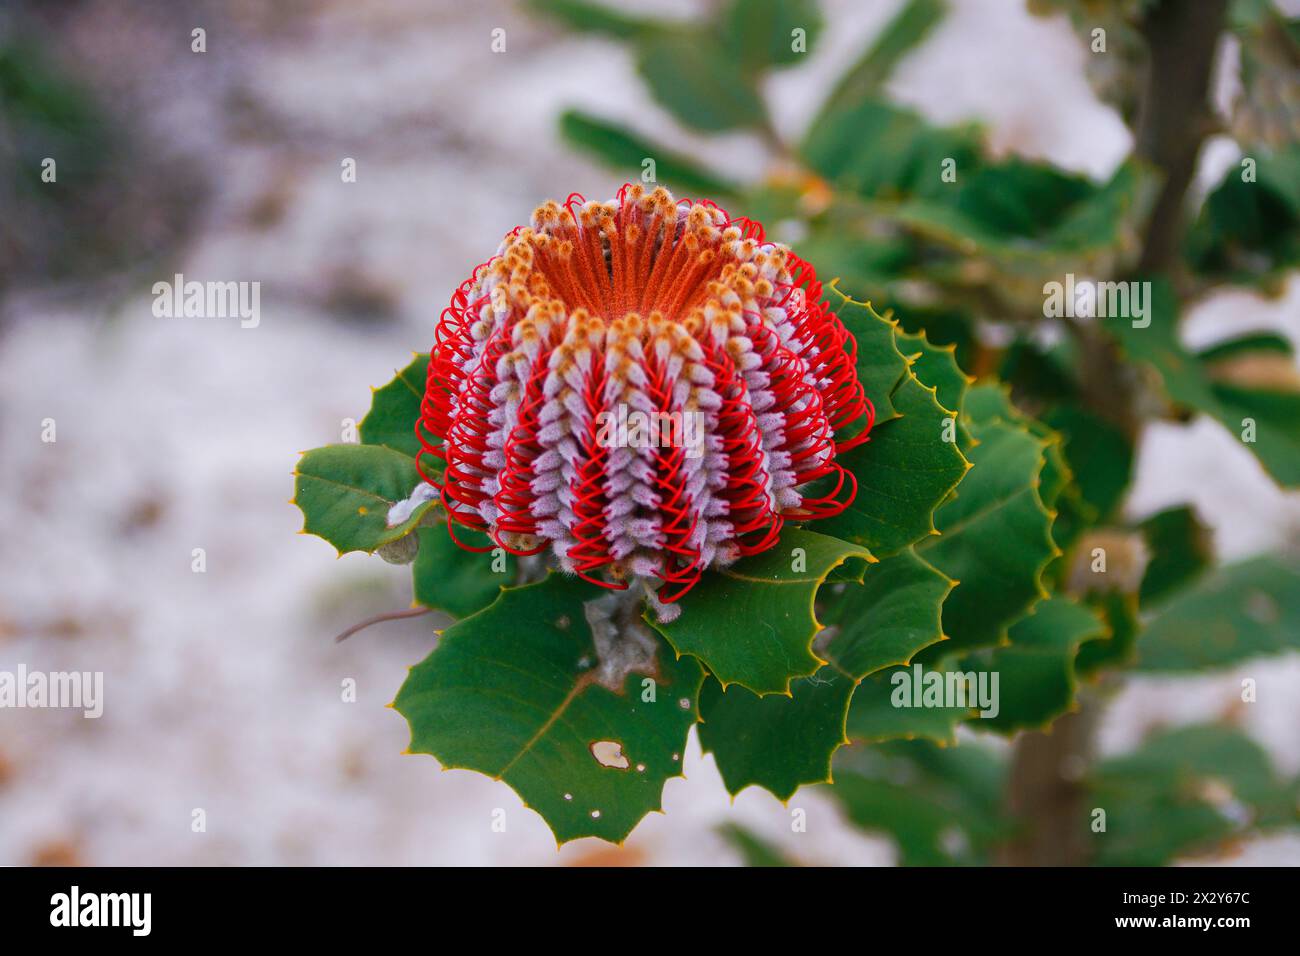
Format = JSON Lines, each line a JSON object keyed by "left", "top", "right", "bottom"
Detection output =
{"left": 418, "top": 184, "right": 872, "bottom": 605}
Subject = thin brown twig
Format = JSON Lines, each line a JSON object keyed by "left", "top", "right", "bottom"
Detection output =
{"left": 333, "top": 606, "right": 432, "bottom": 643}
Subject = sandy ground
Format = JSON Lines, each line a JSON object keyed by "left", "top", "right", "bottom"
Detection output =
{"left": 1, "top": 0, "right": 1297, "bottom": 865}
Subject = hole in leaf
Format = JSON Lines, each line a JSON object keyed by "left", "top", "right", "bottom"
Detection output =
{"left": 590, "top": 740, "right": 630, "bottom": 770}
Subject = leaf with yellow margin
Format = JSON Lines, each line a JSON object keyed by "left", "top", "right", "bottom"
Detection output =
{"left": 816, "top": 290, "right": 971, "bottom": 556}
{"left": 916, "top": 385, "right": 1060, "bottom": 651}
{"left": 652, "top": 528, "right": 872, "bottom": 696}
{"left": 395, "top": 573, "right": 704, "bottom": 845}
{"left": 698, "top": 548, "right": 952, "bottom": 799}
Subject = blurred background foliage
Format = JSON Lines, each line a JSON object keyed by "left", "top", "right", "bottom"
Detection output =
{"left": 531, "top": 0, "right": 1300, "bottom": 865}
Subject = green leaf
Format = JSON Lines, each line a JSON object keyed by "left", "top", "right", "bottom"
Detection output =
{"left": 793, "top": 229, "right": 919, "bottom": 306}
{"left": 723, "top": 0, "right": 823, "bottom": 71}
{"left": 896, "top": 325, "right": 974, "bottom": 455}
{"left": 951, "top": 157, "right": 1096, "bottom": 239}
{"left": 853, "top": 161, "right": 1158, "bottom": 319}
{"left": 652, "top": 528, "right": 871, "bottom": 695}
{"left": 525, "top": 0, "right": 663, "bottom": 39}
{"left": 892, "top": 304, "right": 978, "bottom": 373}
{"left": 917, "top": 410, "right": 1058, "bottom": 651}
{"left": 829, "top": 379, "right": 970, "bottom": 553}
{"left": 1112, "top": 280, "right": 1300, "bottom": 486}
{"left": 961, "top": 597, "right": 1105, "bottom": 734}
{"left": 891, "top": 160, "right": 1158, "bottom": 267}
{"left": 394, "top": 573, "right": 704, "bottom": 845}
{"left": 813, "top": 0, "right": 947, "bottom": 126}
{"left": 699, "top": 676, "right": 852, "bottom": 797}
{"left": 959, "top": 382, "right": 1017, "bottom": 423}
{"left": 558, "top": 110, "right": 739, "bottom": 198}
{"left": 1197, "top": 330, "right": 1294, "bottom": 362}
{"left": 1212, "top": 381, "right": 1300, "bottom": 484}
{"left": 844, "top": 664, "right": 971, "bottom": 745}
{"left": 895, "top": 327, "right": 971, "bottom": 416}
{"left": 1185, "top": 144, "right": 1300, "bottom": 289}
{"left": 298, "top": 356, "right": 447, "bottom": 555}
{"left": 1074, "top": 591, "right": 1139, "bottom": 677}
{"left": 825, "top": 739, "right": 1009, "bottom": 865}
{"left": 359, "top": 353, "right": 428, "bottom": 459}
{"left": 634, "top": 32, "right": 767, "bottom": 132}
{"left": 1042, "top": 404, "right": 1133, "bottom": 522}
{"left": 1137, "top": 505, "right": 1213, "bottom": 604}
{"left": 814, "top": 291, "right": 970, "bottom": 555}
{"left": 817, "top": 548, "right": 953, "bottom": 678}
{"left": 965, "top": 380, "right": 1075, "bottom": 517}
{"left": 802, "top": 99, "right": 984, "bottom": 202}
{"left": 410, "top": 524, "right": 515, "bottom": 619}
{"left": 998, "top": 337, "right": 1080, "bottom": 406}
{"left": 830, "top": 285, "right": 910, "bottom": 420}
{"left": 698, "top": 549, "right": 952, "bottom": 799}
{"left": 1089, "top": 724, "right": 1300, "bottom": 866}
{"left": 1136, "top": 554, "right": 1300, "bottom": 671}
{"left": 293, "top": 444, "right": 437, "bottom": 554}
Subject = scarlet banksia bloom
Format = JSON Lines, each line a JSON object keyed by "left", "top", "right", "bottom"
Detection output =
{"left": 418, "top": 184, "right": 873, "bottom": 605}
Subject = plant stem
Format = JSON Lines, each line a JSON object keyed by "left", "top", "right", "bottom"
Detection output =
{"left": 999, "top": 691, "right": 1101, "bottom": 866}
{"left": 1134, "top": 0, "right": 1230, "bottom": 277}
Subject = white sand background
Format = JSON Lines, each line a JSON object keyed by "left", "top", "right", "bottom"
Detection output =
{"left": 1, "top": 0, "right": 1297, "bottom": 865}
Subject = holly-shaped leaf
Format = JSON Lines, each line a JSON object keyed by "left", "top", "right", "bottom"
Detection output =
{"left": 410, "top": 524, "right": 515, "bottom": 620}
{"left": 652, "top": 528, "right": 872, "bottom": 696}
{"left": 960, "top": 597, "right": 1106, "bottom": 734}
{"left": 698, "top": 677, "right": 851, "bottom": 799}
{"left": 815, "top": 290, "right": 970, "bottom": 556}
{"left": 895, "top": 327, "right": 972, "bottom": 421}
{"left": 1042, "top": 404, "right": 1132, "bottom": 523}
{"left": 296, "top": 358, "right": 442, "bottom": 554}
{"left": 358, "top": 353, "right": 428, "bottom": 458}
{"left": 839, "top": 599, "right": 1101, "bottom": 744}
{"left": 830, "top": 284, "right": 911, "bottom": 419}
{"left": 395, "top": 573, "right": 704, "bottom": 845}
{"left": 916, "top": 394, "right": 1059, "bottom": 651}
{"left": 1136, "top": 554, "right": 1300, "bottom": 671}
{"left": 818, "top": 548, "right": 954, "bottom": 678}
{"left": 293, "top": 444, "right": 437, "bottom": 554}
{"left": 359, "top": 358, "right": 506, "bottom": 618}
{"left": 697, "top": 548, "right": 952, "bottom": 799}
{"left": 844, "top": 662, "right": 971, "bottom": 745}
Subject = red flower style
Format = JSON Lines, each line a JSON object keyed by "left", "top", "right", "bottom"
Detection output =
{"left": 417, "top": 184, "right": 873, "bottom": 605}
